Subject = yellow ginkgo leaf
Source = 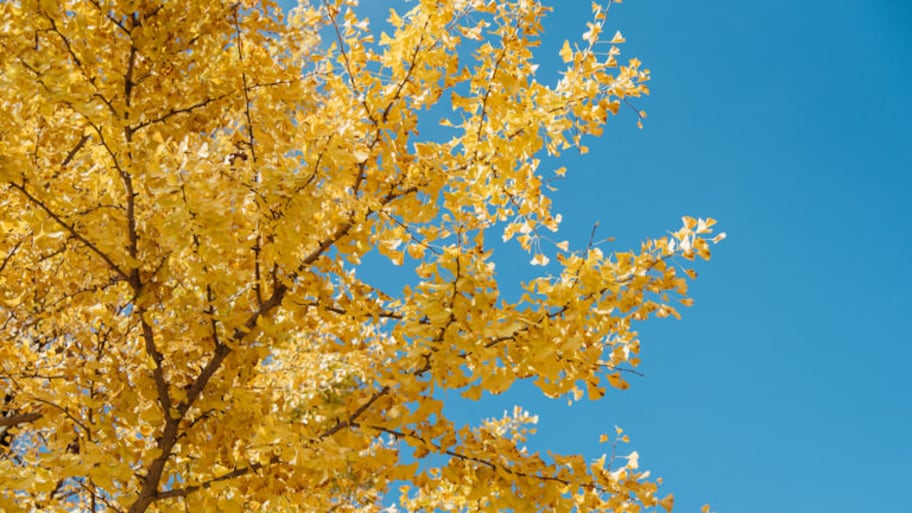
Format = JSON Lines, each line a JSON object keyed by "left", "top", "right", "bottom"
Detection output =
{"left": 530, "top": 254, "right": 550, "bottom": 266}
{"left": 560, "top": 39, "right": 574, "bottom": 63}
{"left": 607, "top": 372, "right": 630, "bottom": 390}
{"left": 658, "top": 493, "right": 675, "bottom": 512}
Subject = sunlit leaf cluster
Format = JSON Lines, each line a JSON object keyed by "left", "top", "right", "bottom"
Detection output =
{"left": 0, "top": 0, "right": 720, "bottom": 511}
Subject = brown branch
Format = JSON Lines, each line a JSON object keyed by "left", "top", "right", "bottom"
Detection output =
{"left": 2, "top": 373, "right": 69, "bottom": 381}
{"left": 37, "top": 240, "right": 70, "bottom": 263}
{"left": 130, "top": 95, "right": 229, "bottom": 132}
{"left": 322, "top": 0, "right": 374, "bottom": 119}
{"left": 358, "top": 423, "right": 609, "bottom": 493}
{"left": 8, "top": 183, "right": 129, "bottom": 280}
{"left": 61, "top": 134, "right": 89, "bottom": 168}
{"left": 46, "top": 276, "right": 125, "bottom": 310}
{"left": 14, "top": 56, "right": 51, "bottom": 92}
{"left": 475, "top": 49, "right": 508, "bottom": 147}
{"left": 124, "top": 32, "right": 137, "bottom": 108}
{"left": 292, "top": 136, "right": 331, "bottom": 196}
{"left": 92, "top": 92, "right": 118, "bottom": 117}
{"left": 291, "top": 300, "right": 404, "bottom": 321}
{"left": 73, "top": 477, "right": 125, "bottom": 513}
{"left": 31, "top": 398, "right": 92, "bottom": 439}
{"left": 252, "top": 238, "right": 265, "bottom": 308}
{"left": 153, "top": 455, "right": 279, "bottom": 501}
{"left": 249, "top": 78, "right": 299, "bottom": 90}
{"left": 0, "top": 411, "right": 42, "bottom": 428}
{"left": 116, "top": 55, "right": 173, "bottom": 420}
{"left": 72, "top": 203, "right": 124, "bottom": 216}
{"left": 127, "top": 418, "right": 181, "bottom": 513}
{"left": 87, "top": 0, "right": 130, "bottom": 35}
{"left": 42, "top": 13, "right": 93, "bottom": 85}
{"left": 0, "top": 240, "right": 22, "bottom": 274}
{"left": 380, "top": 24, "right": 428, "bottom": 123}
{"left": 137, "top": 310, "right": 173, "bottom": 416}
{"left": 231, "top": 7, "right": 258, "bottom": 163}
{"left": 320, "top": 386, "right": 391, "bottom": 438}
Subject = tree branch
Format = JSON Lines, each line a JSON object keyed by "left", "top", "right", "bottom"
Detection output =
{"left": 61, "top": 134, "right": 89, "bottom": 168}
{"left": 0, "top": 240, "right": 22, "bottom": 274}
{"left": 320, "top": 386, "right": 391, "bottom": 439}
{"left": 0, "top": 411, "right": 42, "bottom": 428}
{"left": 231, "top": 7, "right": 259, "bottom": 164}
{"left": 152, "top": 455, "right": 279, "bottom": 501}
{"left": 357, "top": 422, "right": 611, "bottom": 493}
{"left": 31, "top": 398, "right": 92, "bottom": 437}
{"left": 130, "top": 95, "right": 229, "bottom": 132}
{"left": 8, "top": 183, "right": 129, "bottom": 280}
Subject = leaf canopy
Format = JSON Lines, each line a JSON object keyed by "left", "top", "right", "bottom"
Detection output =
{"left": 0, "top": 1, "right": 720, "bottom": 511}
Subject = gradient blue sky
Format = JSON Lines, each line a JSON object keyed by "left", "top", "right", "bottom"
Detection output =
{"left": 288, "top": 1, "right": 912, "bottom": 511}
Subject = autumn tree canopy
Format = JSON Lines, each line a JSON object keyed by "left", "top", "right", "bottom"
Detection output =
{"left": 0, "top": 0, "right": 722, "bottom": 511}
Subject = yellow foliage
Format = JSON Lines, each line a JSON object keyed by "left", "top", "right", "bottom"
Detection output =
{"left": 0, "top": 0, "right": 720, "bottom": 512}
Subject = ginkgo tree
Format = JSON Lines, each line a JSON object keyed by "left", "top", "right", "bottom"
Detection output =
{"left": 0, "top": 0, "right": 722, "bottom": 511}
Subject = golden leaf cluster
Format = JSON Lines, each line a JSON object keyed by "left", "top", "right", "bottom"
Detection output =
{"left": 0, "top": 0, "right": 720, "bottom": 511}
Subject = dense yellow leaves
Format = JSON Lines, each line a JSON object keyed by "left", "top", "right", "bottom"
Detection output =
{"left": 0, "top": 0, "right": 719, "bottom": 512}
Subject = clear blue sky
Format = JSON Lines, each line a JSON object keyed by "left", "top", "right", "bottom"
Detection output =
{"left": 290, "top": 1, "right": 912, "bottom": 511}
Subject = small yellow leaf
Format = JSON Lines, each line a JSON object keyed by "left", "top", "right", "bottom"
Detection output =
{"left": 391, "top": 461, "right": 419, "bottom": 479}
{"left": 607, "top": 372, "right": 629, "bottom": 390}
{"left": 462, "top": 386, "right": 483, "bottom": 400}
{"left": 586, "top": 380, "right": 606, "bottom": 399}
{"left": 388, "top": 9, "right": 402, "bottom": 28}
{"left": 352, "top": 149, "right": 370, "bottom": 163}
{"left": 406, "top": 244, "right": 426, "bottom": 260}
{"left": 530, "top": 254, "right": 550, "bottom": 266}
{"left": 222, "top": 499, "right": 244, "bottom": 513}
{"left": 560, "top": 40, "right": 573, "bottom": 63}
{"left": 599, "top": 433, "right": 609, "bottom": 443}
{"left": 625, "top": 450, "right": 639, "bottom": 469}
{"left": 572, "top": 387, "right": 584, "bottom": 401}
{"left": 611, "top": 31, "right": 626, "bottom": 44}
{"left": 658, "top": 493, "right": 675, "bottom": 512}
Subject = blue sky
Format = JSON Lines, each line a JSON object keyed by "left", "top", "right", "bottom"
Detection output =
{"left": 288, "top": 1, "right": 911, "bottom": 511}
